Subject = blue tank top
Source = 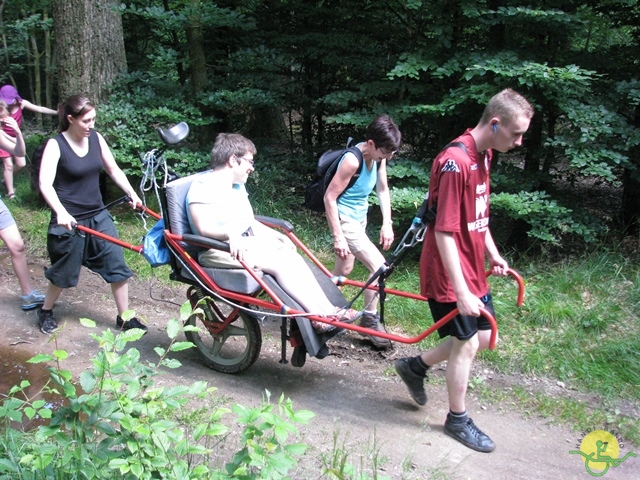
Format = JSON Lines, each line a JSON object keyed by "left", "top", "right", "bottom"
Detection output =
{"left": 53, "top": 130, "right": 105, "bottom": 219}
{"left": 337, "top": 149, "right": 377, "bottom": 222}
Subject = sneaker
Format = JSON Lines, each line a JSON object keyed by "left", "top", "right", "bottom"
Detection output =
{"left": 21, "top": 290, "right": 46, "bottom": 311}
{"left": 444, "top": 417, "right": 496, "bottom": 453}
{"left": 116, "top": 315, "right": 148, "bottom": 333}
{"left": 359, "top": 312, "right": 392, "bottom": 349}
{"left": 38, "top": 309, "right": 58, "bottom": 335}
{"left": 394, "top": 357, "right": 428, "bottom": 405}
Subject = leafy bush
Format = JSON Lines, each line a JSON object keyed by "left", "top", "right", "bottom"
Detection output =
{"left": 491, "top": 191, "right": 604, "bottom": 245}
{"left": 98, "top": 77, "right": 212, "bottom": 178}
{"left": 0, "top": 304, "right": 313, "bottom": 479}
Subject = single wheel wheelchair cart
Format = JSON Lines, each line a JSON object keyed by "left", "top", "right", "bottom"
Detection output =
{"left": 76, "top": 122, "right": 525, "bottom": 374}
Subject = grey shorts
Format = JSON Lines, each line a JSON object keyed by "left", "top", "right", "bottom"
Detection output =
{"left": 45, "top": 209, "right": 133, "bottom": 288}
{"left": 429, "top": 293, "right": 496, "bottom": 341}
{"left": 0, "top": 200, "right": 16, "bottom": 231}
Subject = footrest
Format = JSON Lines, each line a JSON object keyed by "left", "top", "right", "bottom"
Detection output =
{"left": 291, "top": 345, "right": 307, "bottom": 367}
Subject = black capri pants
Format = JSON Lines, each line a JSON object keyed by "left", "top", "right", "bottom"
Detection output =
{"left": 44, "top": 209, "right": 133, "bottom": 289}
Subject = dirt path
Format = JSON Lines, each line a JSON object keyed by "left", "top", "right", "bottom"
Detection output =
{"left": 0, "top": 258, "right": 637, "bottom": 479}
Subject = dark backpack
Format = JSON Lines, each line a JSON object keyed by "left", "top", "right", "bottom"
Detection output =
{"left": 304, "top": 138, "right": 364, "bottom": 212}
{"left": 29, "top": 142, "right": 48, "bottom": 205}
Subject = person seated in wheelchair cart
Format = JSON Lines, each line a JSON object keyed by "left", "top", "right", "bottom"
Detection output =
{"left": 186, "top": 133, "right": 360, "bottom": 333}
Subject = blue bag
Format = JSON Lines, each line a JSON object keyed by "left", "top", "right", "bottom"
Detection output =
{"left": 143, "top": 218, "right": 170, "bottom": 267}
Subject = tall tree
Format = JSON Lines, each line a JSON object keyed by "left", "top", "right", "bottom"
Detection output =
{"left": 52, "top": 0, "right": 126, "bottom": 102}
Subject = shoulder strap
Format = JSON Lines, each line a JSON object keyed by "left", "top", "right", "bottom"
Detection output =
{"left": 348, "top": 145, "right": 364, "bottom": 163}
{"left": 344, "top": 145, "right": 364, "bottom": 191}
{"left": 419, "top": 141, "right": 469, "bottom": 224}
{"left": 442, "top": 141, "right": 468, "bottom": 155}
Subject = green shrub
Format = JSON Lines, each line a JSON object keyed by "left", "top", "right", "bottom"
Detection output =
{"left": 491, "top": 190, "right": 604, "bottom": 244}
{"left": 0, "top": 304, "right": 313, "bottom": 479}
{"left": 98, "top": 77, "right": 212, "bottom": 178}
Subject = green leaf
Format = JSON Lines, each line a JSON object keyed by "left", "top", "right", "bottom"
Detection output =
{"left": 79, "top": 317, "right": 97, "bottom": 328}
{"left": 79, "top": 370, "right": 97, "bottom": 393}
{"left": 53, "top": 350, "right": 67, "bottom": 360}
{"left": 161, "top": 358, "right": 182, "bottom": 369}
{"left": 0, "top": 458, "right": 18, "bottom": 473}
{"left": 38, "top": 408, "right": 52, "bottom": 419}
{"left": 27, "top": 353, "right": 53, "bottom": 364}
{"left": 169, "top": 341, "right": 196, "bottom": 352}
{"left": 166, "top": 318, "right": 181, "bottom": 339}
{"left": 109, "top": 458, "right": 130, "bottom": 474}
{"left": 180, "top": 300, "right": 193, "bottom": 321}
{"left": 284, "top": 443, "right": 309, "bottom": 455}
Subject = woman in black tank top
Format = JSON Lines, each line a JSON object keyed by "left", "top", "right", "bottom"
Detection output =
{"left": 36, "top": 95, "right": 148, "bottom": 336}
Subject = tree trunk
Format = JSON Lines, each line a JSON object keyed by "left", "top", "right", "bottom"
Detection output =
{"left": 52, "top": 0, "right": 127, "bottom": 103}
{"left": 621, "top": 168, "right": 640, "bottom": 235}
{"left": 621, "top": 104, "right": 640, "bottom": 236}
{"left": 44, "top": 11, "right": 54, "bottom": 114}
{"left": 247, "top": 106, "right": 287, "bottom": 142}
{"left": 186, "top": 23, "right": 207, "bottom": 95}
{"left": 0, "top": 0, "right": 16, "bottom": 86}
{"left": 27, "top": 17, "right": 44, "bottom": 129}
{"left": 523, "top": 108, "right": 543, "bottom": 177}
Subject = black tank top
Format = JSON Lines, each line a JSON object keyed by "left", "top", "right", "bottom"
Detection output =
{"left": 53, "top": 130, "right": 105, "bottom": 220}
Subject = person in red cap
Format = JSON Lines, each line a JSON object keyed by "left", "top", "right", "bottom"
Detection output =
{"left": 0, "top": 85, "right": 57, "bottom": 199}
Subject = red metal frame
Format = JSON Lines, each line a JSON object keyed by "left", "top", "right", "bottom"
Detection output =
{"left": 74, "top": 208, "right": 526, "bottom": 352}
{"left": 74, "top": 203, "right": 161, "bottom": 254}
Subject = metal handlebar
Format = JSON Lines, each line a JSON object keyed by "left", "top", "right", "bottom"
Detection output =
{"left": 486, "top": 268, "right": 525, "bottom": 306}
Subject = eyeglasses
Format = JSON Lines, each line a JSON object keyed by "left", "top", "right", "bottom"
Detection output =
{"left": 237, "top": 155, "right": 255, "bottom": 166}
{"left": 379, "top": 147, "right": 397, "bottom": 158}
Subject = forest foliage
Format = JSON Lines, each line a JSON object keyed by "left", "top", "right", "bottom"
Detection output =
{"left": 1, "top": 0, "right": 639, "bottom": 248}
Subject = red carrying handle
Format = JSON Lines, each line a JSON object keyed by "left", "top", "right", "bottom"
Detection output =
{"left": 71, "top": 203, "right": 161, "bottom": 255}
{"left": 486, "top": 268, "right": 525, "bottom": 306}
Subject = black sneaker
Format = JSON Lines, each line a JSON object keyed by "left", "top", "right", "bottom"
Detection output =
{"left": 444, "top": 417, "right": 496, "bottom": 453}
{"left": 394, "top": 357, "right": 427, "bottom": 405}
{"left": 116, "top": 315, "right": 148, "bottom": 333}
{"left": 38, "top": 309, "right": 58, "bottom": 335}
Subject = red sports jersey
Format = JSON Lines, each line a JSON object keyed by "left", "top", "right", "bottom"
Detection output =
{"left": 420, "top": 129, "right": 493, "bottom": 302}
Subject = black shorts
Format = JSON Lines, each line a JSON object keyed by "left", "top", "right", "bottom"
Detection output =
{"left": 45, "top": 209, "right": 133, "bottom": 288}
{"left": 428, "top": 293, "right": 495, "bottom": 341}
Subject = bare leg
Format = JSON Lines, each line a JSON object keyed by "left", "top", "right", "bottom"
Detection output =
{"left": 420, "top": 328, "right": 496, "bottom": 411}
{"left": 111, "top": 279, "right": 129, "bottom": 315}
{"left": 3, "top": 156, "right": 26, "bottom": 196}
{"left": 13, "top": 156, "right": 26, "bottom": 171}
{"left": 0, "top": 224, "right": 33, "bottom": 295}
{"left": 444, "top": 335, "right": 479, "bottom": 413}
{"left": 3, "top": 156, "right": 14, "bottom": 195}
{"left": 43, "top": 282, "right": 64, "bottom": 310}
{"left": 477, "top": 328, "right": 497, "bottom": 350}
{"left": 352, "top": 247, "right": 386, "bottom": 312}
{"left": 421, "top": 336, "right": 454, "bottom": 366}
{"left": 332, "top": 253, "right": 355, "bottom": 278}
